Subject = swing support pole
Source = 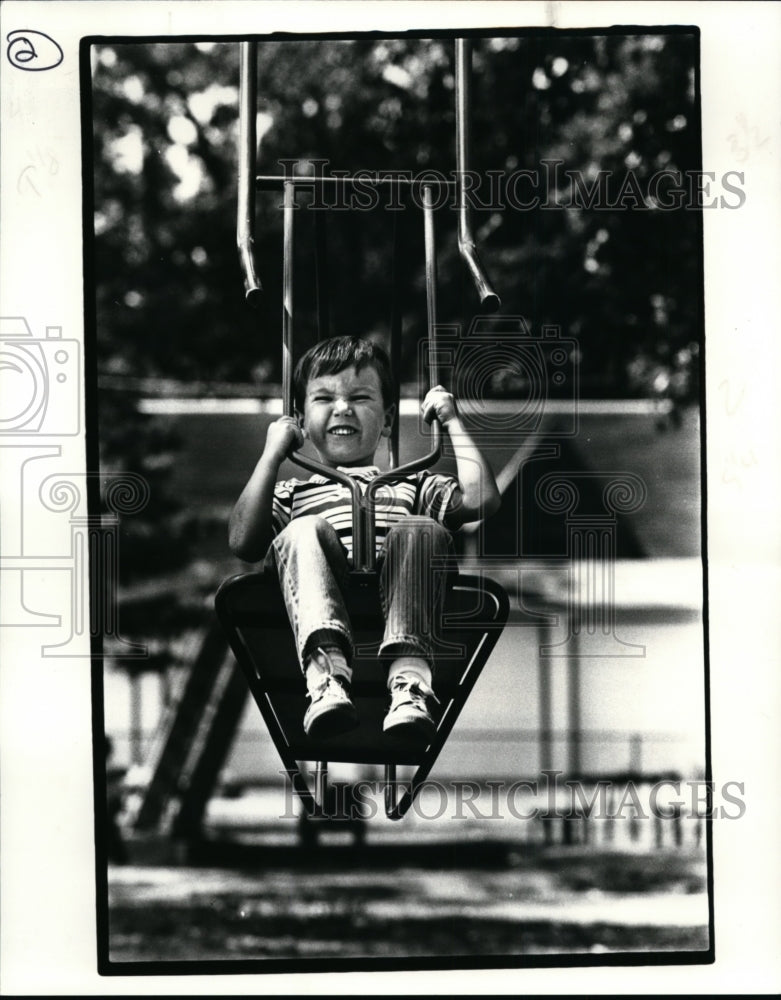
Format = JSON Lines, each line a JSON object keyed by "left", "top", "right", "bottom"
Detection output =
{"left": 237, "top": 42, "right": 262, "bottom": 304}
{"left": 363, "top": 183, "right": 442, "bottom": 540}
{"left": 281, "top": 180, "right": 295, "bottom": 417}
{"left": 280, "top": 179, "right": 369, "bottom": 567}
{"left": 455, "top": 38, "right": 501, "bottom": 312}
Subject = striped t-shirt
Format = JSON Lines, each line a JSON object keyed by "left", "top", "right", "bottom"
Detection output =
{"left": 272, "top": 466, "right": 460, "bottom": 561}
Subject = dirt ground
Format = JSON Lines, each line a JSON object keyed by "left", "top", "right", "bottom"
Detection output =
{"left": 106, "top": 843, "right": 710, "bottom": 965}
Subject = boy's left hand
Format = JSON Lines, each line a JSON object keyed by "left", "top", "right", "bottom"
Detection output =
{"left": 422, "top": 385, "right": 459, "bottom": 427}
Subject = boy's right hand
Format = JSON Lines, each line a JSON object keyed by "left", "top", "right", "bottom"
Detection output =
{"left": 264, "top": 416, "right": 304, "bottom": 461}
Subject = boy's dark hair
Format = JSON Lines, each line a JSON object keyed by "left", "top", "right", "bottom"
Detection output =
{"left": 293, "top": 336, "right": 395, "bottom": 412}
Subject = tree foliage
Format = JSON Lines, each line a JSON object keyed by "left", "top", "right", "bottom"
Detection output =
{"left": 92, "top": 32, "right": 702, "bottom": 399}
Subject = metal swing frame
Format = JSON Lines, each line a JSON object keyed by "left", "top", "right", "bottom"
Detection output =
{"left": 217, "top": 38, "right": 508, "bottom": 820}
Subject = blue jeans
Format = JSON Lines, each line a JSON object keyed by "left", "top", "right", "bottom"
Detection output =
{"left": 266, "top": 515, "right": 454, "bottom": 671}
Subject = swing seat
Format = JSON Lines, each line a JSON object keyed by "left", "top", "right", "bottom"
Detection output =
{"left": 225, "top": 38, "right": 505, "bottom": 823}
{"left": 215, "top": 567, "right": 508, "bottom": 819}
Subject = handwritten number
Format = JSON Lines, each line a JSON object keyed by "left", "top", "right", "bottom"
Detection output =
{"left": 17, "top": 164, "right": 40, "bottom": 197}
{"left": 717, "top": 379, "right": 744, "bottom": 417}
{"left": 6, "top": 30, "right": 63, "bottom": 71}
{"left": 727, "top": 113, "right": 770, "bottom": 163}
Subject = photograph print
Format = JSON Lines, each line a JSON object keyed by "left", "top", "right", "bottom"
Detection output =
{"left": 86, "top": 24, "right": 714, "bottom": 970}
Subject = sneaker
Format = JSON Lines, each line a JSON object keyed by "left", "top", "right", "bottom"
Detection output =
{"left": 382, "top": 672, "right": 439, "bottom": 744}
{"left": 303, "top": 673, "right": 359, "bottom": 740}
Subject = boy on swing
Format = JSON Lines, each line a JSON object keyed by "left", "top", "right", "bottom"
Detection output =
{"left": 229, "top": 336, "right": 500, "bottom": 744}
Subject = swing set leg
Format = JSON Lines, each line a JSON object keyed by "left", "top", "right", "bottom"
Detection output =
{"left": 285, "top": 758, "right": 330, "bottom": 818}
{"left": 302, "top": 760, "right": 425, "bottom": 821}
{"left": 285, "top": 764, "right": 318, "bottom": 817}
{"left": 384, "top": 764, "right": 399, "bottom": 819}
{"left": 284, "top": 759, "right": 330, "bottom": 818}
{"left": 315, "top": 760, "right": 328, "bottom": 814}
{"left": 384, "top": 762, "right": 419, "bottom": 821}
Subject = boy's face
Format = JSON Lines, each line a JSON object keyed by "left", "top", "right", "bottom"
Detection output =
{"left": 299, "top": 365, "right": 394, "bottom": 468}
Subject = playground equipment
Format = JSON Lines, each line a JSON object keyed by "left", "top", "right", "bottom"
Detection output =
{"left": 215, "top": 38, "right": 508, "bottom": 820}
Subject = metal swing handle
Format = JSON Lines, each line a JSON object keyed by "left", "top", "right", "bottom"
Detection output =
{"left": 455, "top": 38, "right": 501, "bottom": 312}
{"left": 237, "top": 42, "right": 262, "bottom": 304}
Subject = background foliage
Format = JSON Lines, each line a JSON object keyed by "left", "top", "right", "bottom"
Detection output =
{"left": 92, "top": 33, "right": 701, "bottom": 395}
